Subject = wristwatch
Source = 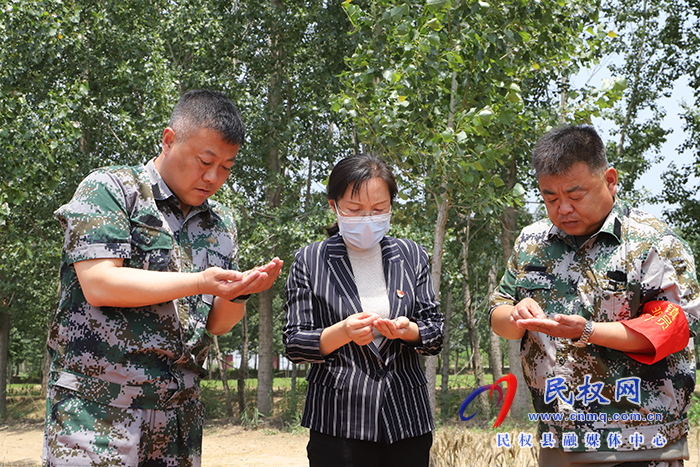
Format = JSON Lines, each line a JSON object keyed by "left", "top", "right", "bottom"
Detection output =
{"left": 572, "top": 320, "right": 594, "bottom": 347}
{"left": 230, "top": 294, "right": 251, "bottom": 304}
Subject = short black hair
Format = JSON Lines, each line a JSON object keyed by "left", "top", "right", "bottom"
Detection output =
{"left": 327, "top": 154, "right": 398, "bottom": 203}
{"left": 168, "top": 89, "right": 245, "bottom": 146}
{"left": 325, "top": 154, "right": 398, "bottom": 236}
{"left": 532, "top": 125, "right": 608, "bottom": 178}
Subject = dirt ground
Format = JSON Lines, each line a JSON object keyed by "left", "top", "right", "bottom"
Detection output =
{"left": 2, "top": 422, "right": 700, "bottom": 467}
{"left": 0, "top": 421, "right": 309, "bottom": 467}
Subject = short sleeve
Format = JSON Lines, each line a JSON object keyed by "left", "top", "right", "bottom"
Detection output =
{"left": 55, "top": 169, "right": 133, "bottom": 264}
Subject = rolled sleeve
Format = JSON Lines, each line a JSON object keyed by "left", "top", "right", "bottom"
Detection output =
{"left": 638, "top": 234, "right": 700, "bottom": 341}
{"left": 283, "top": 254, "right": 328, "bottom": 364}
{"left": 55, "top": 170, "right": 133, "bottom": 264}
{"left": 488, "top": 248, "right": 519, "bottom": 325}
{"left": 410, "top": 246, "right": 443, "bottom": 355}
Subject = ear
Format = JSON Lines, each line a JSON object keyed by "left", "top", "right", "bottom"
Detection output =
{"left": 328, "top": 199, "right": 337, "bottom": 213}
{"left": 162, "top": 127, "right": 176, "bottom": 155}
{"left": 605, "top": 167, "right": 618, "bottom": 197}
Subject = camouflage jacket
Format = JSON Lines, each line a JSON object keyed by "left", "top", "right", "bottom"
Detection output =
{"left": 49, "top": 160, "right": 239, "bottom": 409}
{"left": 490, "top": 200, "right": 700, "bottom": 452}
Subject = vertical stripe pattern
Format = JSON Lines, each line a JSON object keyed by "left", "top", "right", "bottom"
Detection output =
{"left": 283, "top": 234, "right": 444, "bottom": 443}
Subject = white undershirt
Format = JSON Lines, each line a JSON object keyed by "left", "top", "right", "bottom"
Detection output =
{"left": 345, "top": 241, "right": 390, "bottom": 347}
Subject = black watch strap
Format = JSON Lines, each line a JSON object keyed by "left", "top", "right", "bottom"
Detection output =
{"left": 230, "top": 294, "right": 251, "bottom": 304}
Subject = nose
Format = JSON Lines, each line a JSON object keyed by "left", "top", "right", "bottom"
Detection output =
{"left": 558, "top": 199, "right": 574, "bottom": 215}
{"left": 202, "top": 165, "right": 218, "bottom": 183}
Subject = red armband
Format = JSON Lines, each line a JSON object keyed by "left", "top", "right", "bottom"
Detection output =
{"left": 620, "top": 300, "right": 689, "bottom": 364}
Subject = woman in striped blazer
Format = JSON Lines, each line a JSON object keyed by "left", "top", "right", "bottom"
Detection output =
{"left": 283, "top": 154, "right": 444, "bottom": 467}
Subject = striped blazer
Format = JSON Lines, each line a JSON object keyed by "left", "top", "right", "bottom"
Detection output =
{"left": 283, "top": 234, "right": 444, "bottom": 444}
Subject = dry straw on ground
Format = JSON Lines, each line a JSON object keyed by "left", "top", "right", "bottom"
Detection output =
{"left": 430, "top": 428, "right": 539, "bottom": 467}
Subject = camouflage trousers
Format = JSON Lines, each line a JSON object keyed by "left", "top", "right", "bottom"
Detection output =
{"left": 42, "top": 385, "right": 203, "bottom": 467}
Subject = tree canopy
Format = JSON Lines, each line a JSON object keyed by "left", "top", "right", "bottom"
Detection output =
{"left": 1, "top": 0, "right": 698, "bottom": 422}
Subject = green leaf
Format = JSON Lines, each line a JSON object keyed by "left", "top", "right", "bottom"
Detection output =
{"left": 344, "top": 3, "right": 361, "bottom": 25}
{"left": 389, "top": 6, "right": 404, "bottom": 22}
{"left": 512, "top": 183, "right": 526, "bottom": 197}
{"left": 425, "top": 18, "right": 442, "bottom": 31}
{"left": 612, "top": 77, "right": 628, "bottom": 91}
{"left": 477, "top": 106, "right": 494, "bottom": 125}
{"left": 426, "top": 0, "right": 448, "bottom": 8}
{"left": 441, "top": 129, "right": 454, "bottom": 142}
{"left": 497, "top": 110, "right": 515, "bottom": 125}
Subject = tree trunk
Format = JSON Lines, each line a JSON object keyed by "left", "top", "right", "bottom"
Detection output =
{"left": 421, "top": 67, "right": 459, "bottom": 421}
{"left": 616, "top": 0, "right": 648, "bottom": 157}
{"left": 257, "top": 289, "right": 275, "bottom": 416}
{"left": 212, "top": 334, "right": 234, "bottom": 417}
{"left": 453, "top": 347, "right": 459, "bottom": 376}
{"left": 461, "top": 221, "right": 488, "bottom": 416}
{"left": 427, "top": 190, "right": 449, "bottom": 418}
{"left": 290, "top": 362, "right": 298, "bottom": 415}
{"left": 499, "top": 157, "right": 530, "bottom": 419}
{"left": 238, "top": 313, "right": 249, "bottom": 415}
{"left": 487, "top": 261, "right": 503, "bottom": 384}
{"left": 42, "top": 347, "right": 51, "bottom": 398}
{"left": 439, "top": 287, "right": 452, "bottom": 421}
{"left": 257, "top": 0, "right": 284, "bottom": 418}
{"left": 0, "top": 311, "right": 8, "bottom": 418}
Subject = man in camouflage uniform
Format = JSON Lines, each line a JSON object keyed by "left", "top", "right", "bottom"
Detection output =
{"left": 490, "top": 125, "right": 700, "bottom": 467}
{"left": 43, "top": 90, "right": 283, "bottom": 467}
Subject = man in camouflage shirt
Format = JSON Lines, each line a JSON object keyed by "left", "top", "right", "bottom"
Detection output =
{"left": 43, "top": 90, "right": 283, "bottom": 466}
{"left": 490, "top": 125, "right": 700, "bottom": 467}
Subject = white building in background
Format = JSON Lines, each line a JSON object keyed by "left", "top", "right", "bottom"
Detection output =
{"left": 221, "top": 351, "right": 296, "bottom": 372}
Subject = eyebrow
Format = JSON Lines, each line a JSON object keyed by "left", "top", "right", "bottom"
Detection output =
{"left": 203, "top": 149, "right": 236, "bottom": 162}
{"left": 344, "top": 198, "right": 390, "bottom": 205}
{"left": 541, "top": 185, "right": 586, "bottom": 195}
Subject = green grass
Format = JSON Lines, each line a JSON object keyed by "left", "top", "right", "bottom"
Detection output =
{"left": 5, "top": 369, "right": 700, "bottom": 426}
{"left": 201, "top": 376, "right": 304, "bottom": 390}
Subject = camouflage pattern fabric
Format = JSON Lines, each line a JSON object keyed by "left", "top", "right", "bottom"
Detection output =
{"left": 47, "top": 159, "right": 238, "bottom": 410}
{"left": 490, "top": 200, "right": 700, "bottom": 453}
{"left": 43, "top": 385, "right": 203, "bottom": 466}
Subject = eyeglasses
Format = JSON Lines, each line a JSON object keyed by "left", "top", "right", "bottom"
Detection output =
{"left": 336, "top": 206, "right": 392, "bottom": 218}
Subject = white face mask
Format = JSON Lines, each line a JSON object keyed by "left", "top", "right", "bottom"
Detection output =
{"left": 336, "top": 211, "right": 391, "bottom": 250}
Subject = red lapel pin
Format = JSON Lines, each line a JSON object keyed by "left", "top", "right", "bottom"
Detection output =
{"left": 396, "top": 290, "right": 404, "bottom": 298}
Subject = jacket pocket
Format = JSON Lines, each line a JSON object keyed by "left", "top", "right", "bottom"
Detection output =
{"left": 393, "top": 366, "right": 428, "bottom": 389}
{"left": 128, "top": 225, "right": 173, "bottom": 271}
{"left": 306, "top": 364, "right": 348, "bottom": 390}
{"left": 515, "top": 270, "right": 555, "bottom": 308}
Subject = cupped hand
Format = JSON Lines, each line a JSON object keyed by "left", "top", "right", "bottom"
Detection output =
{"left": 344, "top": 311, "right": 379, "bottom": 346}
{"left": 373, "top": 316, "right": 411, "bottom": 340}
{"left": 241, "top": 258, "right": 284, "bottom": 295}
{"left": 509, "top": 297, "right": 546, "bottom": 327}
{"left": 515, "top": 313, "right": 588, "bottom": 339}
{"left": 199, "top": 258, "right": 284, "bottom": 301}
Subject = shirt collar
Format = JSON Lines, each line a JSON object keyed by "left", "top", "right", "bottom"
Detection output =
{"left": 547, "top": 199, "right": 623, "bottom": 244}
{"left": 145, "top": 159, "right": 173, "bottom": 202}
